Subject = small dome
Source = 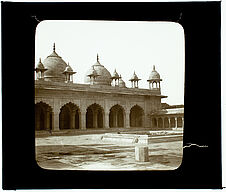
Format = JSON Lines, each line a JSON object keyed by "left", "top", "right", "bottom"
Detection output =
{"left": 119, "top": 75, "right": 126, "bottom": 88}
{"left": 43, "top": 44, "right": 68, "bottom": 82}
{"left": 36, "top": 58, "right": 45, "bottom": 69}
{"left": 87, "top": 66, "right": 98, "bottom": 77}
{"left": 64, "top": 63, "right": 74, "bottom": 72}
{"left": 130, "top": 71, "right": 140, "bottom": 81}
{"left": 84, "top": 54, "right": 112, "bottom": 85}
{"left": 112, "top": 69, "right": 119, "bottom": 79}
{"left": 148, "top": 65, "right": 161, "bottom": 80}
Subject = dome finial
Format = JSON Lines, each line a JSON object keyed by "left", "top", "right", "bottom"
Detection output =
{"left": 97, "top": 54, "right": 99, "bottom": 62}
{"left": 53, "top": 43, "right": 56, "bottom": 52}
{"left": 39, "top": 58, "right": 42, "bottom": 62}
{"left": 153, "top": 65, "right": 155, "bottom": 71}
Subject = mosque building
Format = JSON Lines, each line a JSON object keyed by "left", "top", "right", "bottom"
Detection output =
{"left": 35, "top": 44, "right": 184, "bottom": 131}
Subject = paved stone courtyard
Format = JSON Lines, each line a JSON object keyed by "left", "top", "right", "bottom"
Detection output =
{"left": 35, "top": 129, "right": 183, "bottom": 170}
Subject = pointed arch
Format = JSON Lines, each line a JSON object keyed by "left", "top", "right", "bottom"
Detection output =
{"left": 152, "top": 117, "right": 157, "bottom": 128}
{"left": 35, "top": 102, "right": 53, "bottom": 130}
{"left": 59, "top": 102, "right": 80, "bottom": 129}
{"left": 158, "top": 118, "right": 163, "bottom": 129}
{"left": 109, "top": 104, "right": 125, "bottom": 128}
{"left": 86, "top": 103, "right": 104, "bottom": 128}
{"left": 130, "top": 105, "right": 144, "bottom": 127}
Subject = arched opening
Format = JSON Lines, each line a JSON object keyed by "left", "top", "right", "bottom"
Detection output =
{"left": 35, "top": 102, "right": 52, "bottom": 131}
{"left": 170, "top": 117, "right": 175, "bottom": 128}
{"left": 86, "top": 103, "right": 104, "bottom": 128}
{"left": 59, "top": 102, "right": 80, "bottom": 130}
{"left": 164, "top": 117, "right": 169, "bottom": 128}
{"left": 130, "top": 105, "right": 144, "bottom": 127}
{"left": 109, "top": 105, "right": 125, "bottom": 128}
{"left": 152, "top": 118, "right": 157, "bottom": 128}
{"left": 177, "top": 117, "right": 182, "bottom": 128}
{"left": 158, "top": 118, "right": 163, "bottom": 129}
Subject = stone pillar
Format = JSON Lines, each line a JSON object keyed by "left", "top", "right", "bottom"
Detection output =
{"left": 156, "top": 118, "right": 159, "bottom": 129}
{"left": 52, "top": 111, "right": 60, "bottom": 131}
{"left": 93, "top": 110, "right": 98, "bottom": 128}
{"left": 175, "top": 117, "right": 178, "bottom": 128}
{"left": 71, "top": 110, "right": 76, "bottom": 129}
{"left": 135, "top": 146, "right": 149, "bottom": 162}
{"left": 104, "top": 111, "right": 109, "bottom": 129}
{"left": 182, "top": 117, "right": 184, "bottom": 128}
{"left": 143, "top": 114, "right": 148, "bottom": 128}
{"left": 162, "top": 117, "right": 164, "bottom": 129}
{"left": 125, "top": 110, "right": 130, "bottom": 128}
{"left": 80, "top": 111, "right": 86, "bottom": 130}
{"left": 168, "top": 117, "right": 171, "bottom": 129}
{"left": 46, "top": 110, "right": 50, "bottom": 130}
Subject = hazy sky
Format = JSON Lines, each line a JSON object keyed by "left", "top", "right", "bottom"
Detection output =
{"left": 35, "top": 20, "right": 184, "bottom": 105}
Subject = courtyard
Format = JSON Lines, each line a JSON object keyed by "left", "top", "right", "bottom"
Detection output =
{"left": 35, "top": 128, "right": 183, "bottom": 170}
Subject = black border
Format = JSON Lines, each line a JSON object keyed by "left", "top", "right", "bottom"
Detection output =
{"left": 2, "top": 2, "right": 221, "bottom": 189}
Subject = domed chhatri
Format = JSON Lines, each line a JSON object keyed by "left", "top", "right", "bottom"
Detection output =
{"left": 64, "top": 63, "right": 74, "bottom": 72}
{"left": 111, "top": 69, "right": 120, "bottom": 86}
{"left": 35, "top": 58, "right": 47, "bottom": 80}
{"left": 43, "top": 43, "right": 68, "bottom": 82}
{"left": 63, "top": 62, "right": 76, "bottom": 83}
{"left": 84, "top": 54, "right": 112, "bottom": 85}
{"left": 129, "top": 71, "right": 141, "bottom": 88}
{"left": 148, "top": 65, "right": 161, "bottom": 80}
{"left": 112, "top": 69, "right": 119, "bottom": 79}
{"left": 147, "top": 65, "right": 162, "bottom": 90}
{"left": 36, "top": 58, "right": 45, "bottom": 69}
{"left": 87, "top": 66, "right": 99, "bottom": 85}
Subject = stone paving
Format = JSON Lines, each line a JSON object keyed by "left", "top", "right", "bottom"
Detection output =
{"left": 35, "top": 129, "right": 183, "bottom": 170}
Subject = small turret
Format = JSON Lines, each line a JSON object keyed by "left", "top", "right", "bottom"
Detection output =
{"left": 111, "top": 69, "right": 120, "bottom": 86}
{"left": 147, "top": 65, "right": 162, "bottom": 90}
{"left": 35, "top": 58, "right": 47, "bottom": 80}
{"left": 129, "top": 71, "right": 141, "bottom": 88}
{"left": 63, "top": 62, "right": 76, "bottom": 83}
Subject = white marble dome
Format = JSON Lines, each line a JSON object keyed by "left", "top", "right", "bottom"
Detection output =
{"left": 148, "top": 65, "right": 161, "bottom": 80}
{"left": 43, "top": 44, "right": 68, "bottom": 82}
{"left": 84, "top": 55, "right": 112, "bottom": 86}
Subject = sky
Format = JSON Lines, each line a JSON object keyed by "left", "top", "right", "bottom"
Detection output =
{"left": 35, "top": 20, "right": 184, "bottom": 105}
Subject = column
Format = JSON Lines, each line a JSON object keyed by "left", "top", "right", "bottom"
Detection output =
{"left": 175, "top": 117, "right": 178, "bottom": 128}
{"left": 71, "top": 110, "right": 76, "bottom": 129}
{"left": 182, "top": 117, "right": 184, "bottom": 128}
{"left": 156, "top": 118, "right": 159, "bottom": 129}
{"left": 104, "top": 111, "right": 109, "bottom": 129}
{"left": 46, "top": 110, "right": 50, "bottom": 130}
{"left": 168, "top": 117, "right": 171, "bottom": 129}
{"left": 52, "top": 111, "right": 60, "bottom": 131}
{"left": 162, "top": 117, "right": 165, "bottom": 129}
{"left": 80, "top": 110, "right": 86, "bottom": 130}
{"left": 125, "top": 110, "right": 130, "bottom": 128}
